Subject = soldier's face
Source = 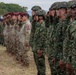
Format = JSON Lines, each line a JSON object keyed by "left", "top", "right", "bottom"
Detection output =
{"left": 38, "top": 16, "right": 44, "bottom": 23}
{"left": 49, "top": 10, "right": 55, "bottom": 16}
{"left": 32, "top": 11, "right": 35, "bottom": 16}
{"left": 12, "top": 15, "right": 17, "bottom": 20}
{"left": 34, "top": 15, "right": 38, "bottom": 21}
{"left": 59, "top": 8, "right": 67, "bottom": 16}
{"left": 22, "top": 16, "right": 28, "bottom": 21}
{"left": 72, "top": 8, "right": 76, "bottom": 14}
{"left": 18, "top": 15, "right": 22, "bottom": 21}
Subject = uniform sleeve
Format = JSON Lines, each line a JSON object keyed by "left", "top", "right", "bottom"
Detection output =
{"left": 36, "top": 26, "right": 47, "bottom": 52}
{"left": 29, "top": 22, "right": 36, "bottom": 48}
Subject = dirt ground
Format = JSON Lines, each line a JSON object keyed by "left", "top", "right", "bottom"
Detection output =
{"left": 0, "top": 45, "right": 51, "bottom": 75}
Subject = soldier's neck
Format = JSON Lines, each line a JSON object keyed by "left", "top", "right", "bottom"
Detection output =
{"left": 59, "top": 16, "right": 66, "bottom": 20}
{"left": 23, "top": 19, "right": 28, "bottom": 23}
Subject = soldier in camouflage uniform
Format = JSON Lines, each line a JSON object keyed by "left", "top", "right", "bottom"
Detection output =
{"left": 30, "top": 6, "right": 42, "bottom": 70}
{"left": 53, "top": 2, "right": 71, "bottom": 75}
{"left": 3, "top": 15, "right": 8, "bottom": 47}
{"left": 31, "top": 6, "right": 42, "bottom": 18}
{"left": 32, "top": 9, "right": 46, "bottom": 75}
{"left": 10, "top": 13, "right": 18, "bottom": 54}
{"left": 13, "top": 13, "right": 20, "bottom": 55}
{"left": 46, "top": 2, "right": 60, "bottom": 75}
{"left": 63, "top": 2, "right": 76, "bottom": 75}
{"left": 30, "top": 6, "right": 42, "bottom": 48}
{"left": 16, "top": 12, "right": 24, "bottom": 62}
{"left": 19, "top": 12, "right": 31, "bottom": 66}
{"left": 3, "top": 14, "right": 11, "bottom": 52}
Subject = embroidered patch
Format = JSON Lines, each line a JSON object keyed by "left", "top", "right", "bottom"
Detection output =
{"left": 26, "top": 25, "right": 30, "bottom": 30}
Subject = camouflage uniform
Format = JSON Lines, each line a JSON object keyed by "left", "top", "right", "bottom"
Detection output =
{"left": 47, "top": 24, "right": 57, "bottom": 75}
{"left": 16, "top": 21, "right": 23, "bottom": 62}
{"left": 0, "top": 22, "right": 4, "bottom": 45}
{"left": 53, "top": 2, "right": 70, "bottom": 75}
{"left": 30, "top": 21, "right": 38, "bottom": 48}
{"left": 30, "top": 6, "right": 42, "bottom": 48}
{"left": 33, "top": 21, "right": 46, "bottom": 75}
{"left": 11, "top": 24, "right": 16, "bottom": 54}
{"left": 8, "top": 24, "right": 14, "bottom": 53}
{"left": 3, "top": 24, "right": 10, "bottom": 52}
{"left": 3, "top": 24, "right": 7, "bottom": 46}
{"left": 14, "top": 22, "right": 20, "bottom": 55}
{"left": 32, "top": 10, "right": 47, "bottom": 75}
{"left": 63, "top": 2, "right": 76, "bottom": 75}
{"left": 46, "top": 2, "right": 60, "bottom": 75}
{"left": 55, "top": 18, "right": 70, "bottom": 74}
{"left": 19, "top": 20, "right": 31, "bottom": 65}
{"left": 63, "top": 20, "right": 76, "bottom": 75}
{"left": 10, "top": 21, "right": 17, "bottom": 54}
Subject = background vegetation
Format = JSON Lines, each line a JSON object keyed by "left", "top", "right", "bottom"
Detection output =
{"left": 0, "top": 2, "right": 27, "bottom": 15}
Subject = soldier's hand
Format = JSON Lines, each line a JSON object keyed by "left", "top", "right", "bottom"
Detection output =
{"left": 37, "top": 50, "right": 43, "bottom": 57}
{"left": 66, "top": 63, "right": 72, "bottom": 70}
{"left": 66, "top": 63, "right": 74, "bottom": 74}
{"left": 52, "top": 58, "right": 56, "bottom": 66}
{"left": 59, "top": 60, "right": 65, "bottom": 70}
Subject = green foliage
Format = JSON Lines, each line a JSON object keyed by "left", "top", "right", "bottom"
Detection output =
{"left": 0, "top": 8, "right": 7, "bottom": 15}
{"left": 0, "top": 2, "right": 27, "bottom": 15}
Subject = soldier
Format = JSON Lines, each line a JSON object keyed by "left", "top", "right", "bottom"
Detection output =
{"left": 63, "top": 2, "right": 76, "bottom": 75}
{"left": 19, "top": 12, "right": 31, "bottom": 66}
{"left": 30, "top": 6, "right": 42, "bottom": 48}
{"left": 16, "top": 12, "right": 24, "bottom": 62}
{"left": 30, "top": 6, "right": 43, "bottom": 72}
{"left": 31, "top": 6, "right": 42, "bottom": 17}
{"left": 33, "top": 9, "right": 46, "bottom": 75}
{"left": 10, "top": 12, "right": 18, "bottom": 54}
{"left": 14, "top": 13, "right": 20, "bottom": 55}
{"left": 48, "top": 3, "right": 56, "bottom": 26}
{"left": 54, "top": 2, "right": 75, "bottom": 75}
{"left": 3, "top": 14, "right": 7, "bottom": 47}
{"left": 3, "top": 13, "right": 11, "bottom": 52}
{"left": 46, "top": 2, "right": 60, "bottom": 75}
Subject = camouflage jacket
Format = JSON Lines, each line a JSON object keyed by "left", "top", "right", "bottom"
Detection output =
{"left": 54, "top": 18, "right": 70, "bottom": 60}
{"left": 63, "top": 20, "right": 76, "bottom": 64}
{"left": 30, "top": 21, "right": 38, "bottom": 48}
{"left": 33, "top": 21, "right": 47, "bottom": 52}
{"left": 46, "top": 24, "right": 56, "bottom": 56}
{"left": 46, "top": 16, "right": 59, "bottom": 56}
{"left": 19, "top": 20, "right": 31, "bottom": 45}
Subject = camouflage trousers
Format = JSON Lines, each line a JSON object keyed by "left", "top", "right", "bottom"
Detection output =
{"left": 9, "top": 38, "right": 16, "bottom": 54}
{"left": 48, "top": 55, "right": 57, "bottom": 75}
{"left": 47, "top": 48, "right": 66, "bottom": 75}
{"left": 33, "top": 52, "right": 46, "bottom": 75}
{"left": 65, "top": 55, "right": 76, "bottom": 75}
{"left": 16, "top": 42, "right": 30, "bottom": 65}
{"left": 5, "top": 38, "right": 11, "bottom": 53}
{"left": 72, "top": 55, "right": 76, "bottom": 75}
{"left": 0, "top": 35, "right": 4, "bottom": 45}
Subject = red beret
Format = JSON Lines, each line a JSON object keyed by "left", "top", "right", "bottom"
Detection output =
{"left": 7, "top": 12, "right": 11, "bottom": 15}
{"left": 18, "top": 12, "right": 23, "bottom": 16}
{"left": 22, "top": 12, "right": 29, "bottom": 17}
{"left": 13, "top": 12, "right": 18, "bottom": 16}
{"left": 10, "top": 12, "right": 18, "bottom": 16}
{"left": 3, "top": 13, "right": 8, "bottom": 17}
